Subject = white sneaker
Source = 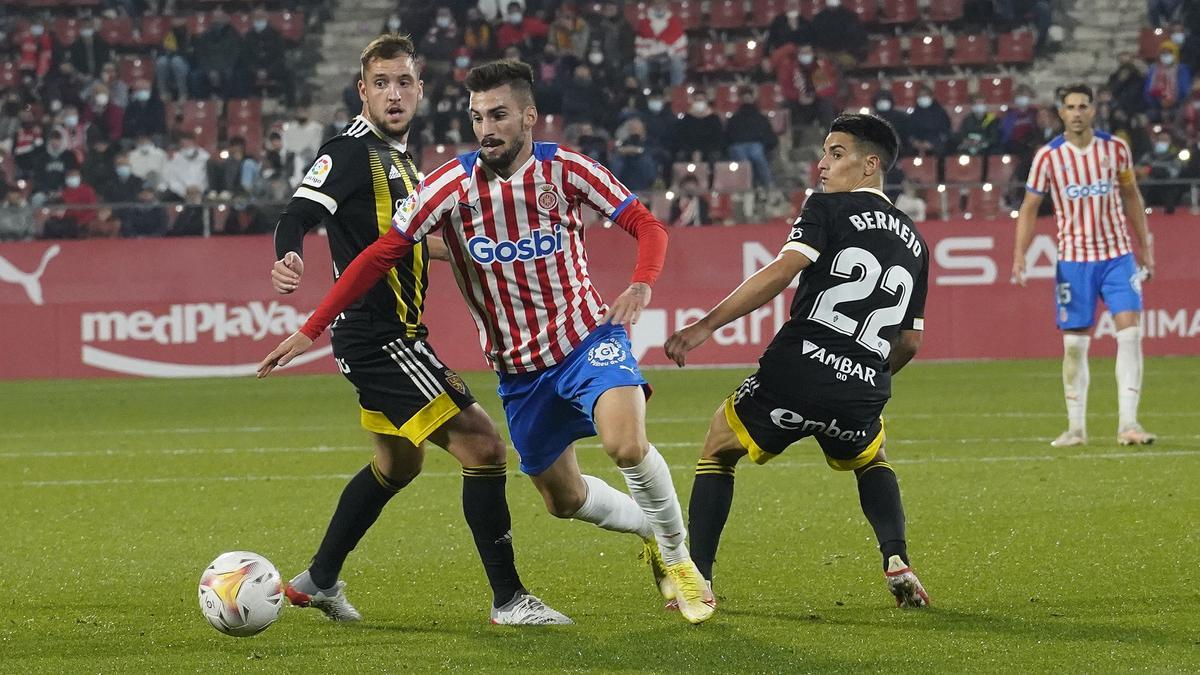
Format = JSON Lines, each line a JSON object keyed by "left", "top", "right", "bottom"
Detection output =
{"left": 285, "top": 579, "right": 362, "bottom": 622}
{"left": 1050, "top": 429, "right": 1087, "bottom": 447}
{"left": 885, "top": 555, "right": 929, "bottom": 608}
{"left": 1117, "top": 424, "right": 1157, "bottom": 446}
{"left": 490, "top": 593, "right": 573, "bottom": 625}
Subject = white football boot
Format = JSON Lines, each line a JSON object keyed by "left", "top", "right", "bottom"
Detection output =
{"left": 490, "top": 593, "right": 573, "bottom": 625}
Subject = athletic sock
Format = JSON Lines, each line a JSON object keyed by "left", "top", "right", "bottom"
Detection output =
{"left": 1062, "top": 333, "right": 1091, "bottom": 434}
{"left": 856, "top": 462, "right": 908, "bottom": 570}
{"left": 688, "top": 459, "right": 736, "bottom": 581}
{"left": 308, "top": 458, "right": 406, "bottom": 590}
{"left": 617, "top": 445, "right": 690, "bottom": 565}
{"left": 1115, "top": 325, "right": 1143, "bottom": 430}
{"left": 462, "top": 464, "right": 525, "bottom": 608}
{"left": 570, "top": 474, "right": 653, "bottom": 538}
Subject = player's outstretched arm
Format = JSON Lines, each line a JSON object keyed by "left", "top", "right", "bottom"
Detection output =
{"left": 1118, "top": 179, "right": 1155, "bottom": 281}
{"left": 665, "top": 250, "right": 810, "bottom": 367}
{"left": 1011, "top": 190, "right": 1044, "bottom": 286}
{"left": 257, "top": 331, "right": 314, "bottom": 378}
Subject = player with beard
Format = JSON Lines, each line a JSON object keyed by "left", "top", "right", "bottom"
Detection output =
{"left": 260, "top": 59, "right": 715, "bottom": 625}
{"left": 270, "top": 36, "right": 569, "bottom": 625}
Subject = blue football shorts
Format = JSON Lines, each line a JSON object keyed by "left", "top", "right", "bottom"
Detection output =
{"left": 496, "top": 323, "right": 650, "bottom": 476}
{"left": 1054, "top": 253, "right": 1143, "bottom": 330}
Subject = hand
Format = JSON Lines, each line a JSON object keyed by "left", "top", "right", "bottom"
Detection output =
{"left": 1137, "top": 248, "right": 1155, "bottom": 282}
{"left": 257, "top": 331, "right": 314, "bottom": 378}
{"left": 664, "top": 321, "right": 713, "bottom": 368}
{"left": 601, "top": 282, "right": 651, "bottom": 331}
{"left": 1011, "top": 255, "right": 1026, "bottom": 286}
{"left": 271, "top": 251, "right": 304, "bottom": 294}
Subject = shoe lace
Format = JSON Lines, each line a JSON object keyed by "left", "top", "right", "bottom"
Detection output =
{"left": 670, "top": 566, "right": 705, "bottom": 602}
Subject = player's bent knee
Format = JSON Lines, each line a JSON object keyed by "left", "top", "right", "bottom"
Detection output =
{"left": 543, "top": 491, "right": 585, "bottom": 518}
{"left": 601, "top": 440, "right": 649, "bottom": 466}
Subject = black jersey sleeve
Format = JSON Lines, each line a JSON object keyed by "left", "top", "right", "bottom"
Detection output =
{"left": 781, "top": 193, "right": 832, "bottom": 262}
{"left": 291, "top": 137, "right": 367, "bottom": 216}
{"left": 901, "top": 249, "right": 930, "bottom": 331}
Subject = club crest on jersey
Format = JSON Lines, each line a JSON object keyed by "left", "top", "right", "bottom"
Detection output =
{"left": 537, "top": 186, "right": 559, "bottom": 211}
{"left": 303, "top": 155, "right": 332, "bottom": 188}
{"left": 467, "top": 225, "right": 564, "bottom": 264}
{"left": 445, "top": 369, "right": 466, "bottom": 395}
{"left": 587, "top": 339, "right": 628, "bottom": 367}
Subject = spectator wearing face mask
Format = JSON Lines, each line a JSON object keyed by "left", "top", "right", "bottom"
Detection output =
{"left": 726, "top": 87, "right": 778, "bottom": 189}
{"left": 872, "top": 91, "right": 911, "bottom": 154}
{"left": 13, "top": 110, "right": 45, "bottom": 174}
{"left": 1137, "top": 130, "right": 1185, "bottom": 212}
{"left": 30, "top": 130, "right": 79, "bottom": 197}
{"left": 18, "top": 23, "right": 55, "bottom": 80}
{"left": 161, "top": 135, "right": 210, "bottom": 201}
{"left": 69, "top": 19, "right": 112, "bottom": 80}
{"left": 450, "top": 47, "right": 474, "bottom": 85}
{"left": 103, "top": 152, "right": 145, "bottom": 205}
{"left": 610, "top": 116, "right": 660, "bottom": 193}
{"left": 81, "top": 137, "right": 117, "bottom": 195}
{"left": 0, "top": 189, "right": 34, "bottom": 241}
{"left": 83, "top": 85, "right": 123, "bottom": 143}
{"left": 548, "top": 3, "right": 590, "bottom": 62}
{"left": 675, "top": 93, "right": 727, "bottom": 162}
{"left": 189, "top": 9, "right": 248, "bottom": 99}
{"left": 810, "top": 0, "right": 867, "bottom": 64}
{"left": 908, "top": 86, "right": 952, "bottom": 157}
{"left": 1000, "top": 86, "right": 1039, "bottom": 154}
{"left": 640, "top": 93, "right": 676, "bottom": 181}
{"left": 496, "top": 2, "right": 549, "bottom": 55}
{"left": 1145, "top": 40, "right": 1193, "bottom": 122}
{"left": 668, "top": 174, "right": 711, "bottom": 226}
{"left": 123, "top": 80, "right": 167, "bottom": 141}
{"left": 1107, "top": 56, "right": 1147, "bottom": 117}
{"left": 421, "top": 6, "right": 462, "bottom": 81}
{"left": 281, "top": 107, "right": 324, "bottom": 183}
{"left": 634, "top": 0, "right": 688, "bottom": 87}
{"left": 244, "top": 8, "right": 295, "bottom": 107}
{"left": 480, "top": 0, "right": 525, "bottom": 21}
{"left": 61, "top": 169, "right": 99, "bottom": 231}
{"left": 157, "top": 16, "right": 193, "bottom": 101}
{"left": 953, "top": 95, "right": 1001, "bottom": 156}
{"left": 766, "top": 0, "right": 813, "bottom": 54}
{"left": 462, "top": 7, "right": 497, "bottom": 58}
{"left": 129, "top": 134, "right": 169, "bottom": 186}
{"left": 88, "top": 63, "right": 130, "bottom": 110}
{"left": 775, "top": 42, "right": 838, "bottom": 130}
{"left": 589, "top": 0, "right": 636, "bottom": 73}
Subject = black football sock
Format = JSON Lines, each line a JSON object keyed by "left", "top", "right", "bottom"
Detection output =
{"left": 309, "top": 458, "right": 406, "bottom": 590}
{"left": 856, "top": 462, "right": 908, "bottom": 570}
{"left": 688, "top": 459, "right": 737, "bottom": 582}
{"left": 462, "top": 465, "right": 525, "bottom": 607}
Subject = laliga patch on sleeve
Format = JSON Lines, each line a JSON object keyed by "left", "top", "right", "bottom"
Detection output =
{"left": 392, "top": 192, "right": 419, "bottom": 228}
{"left": 303, "top": 154, "right": 333, "bottom": 188}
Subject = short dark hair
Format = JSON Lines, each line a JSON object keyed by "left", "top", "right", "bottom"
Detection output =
{"left": 829, "top": 113, "right": 899, "bottom": 171}
{"left": 1059, "top": 83, "right": 1094, "bottom": 105}
{"left": 360, "top": 34, "right": 417, "bottom": 80}
{"left": 464, "top": 59, "right": 535, "bottom": 106}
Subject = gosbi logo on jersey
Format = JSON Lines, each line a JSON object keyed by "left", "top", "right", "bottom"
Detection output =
{"left": 467, "top": 225, "right": 564, "bottom": 264}
{"left": 1064, "top": 180, "right": 1113, "bottom": 199}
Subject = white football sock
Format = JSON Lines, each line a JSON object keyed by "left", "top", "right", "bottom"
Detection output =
{"left": 1115, "top": 325, "right": 1143, "bottom": 430}
{"left": 618, "top": 445, "right": 690, "bottom": 565}
{"left": 571, "top": 474, "right": 653, "bottom": 539}
{"left": 1062, "top": 333, "right": 1091, "bottom": 434}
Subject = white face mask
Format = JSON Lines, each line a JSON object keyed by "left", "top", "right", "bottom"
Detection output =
{"left": 116, "top": 165, "right": 132, "bottom": 178}
{"left": 786, "top": 10, "right": 800, "bottom": 18}
{"left": 95, "top": 94, "right": 109, "bottom": 107}
{"left": 253, "top": 19, "right": 268, "bottom": 32}
{"left": 972, "top": 103, "right": 987, "bottom": 115}
{"left": 690, "top": 101, "right": 707, "bottom": 115}
{"left": 80, "top": 28, "right": 94, "bottom": 38}
{"left": 916, "top": 95, "right": 932, "bottom": 108}
{"left": 876, "top": 99, "right": 892, "bottom": 112}
{"left": 30, "top": 25, "right": 44, "bottom": 36}
{"left": 588, "top": 52, "right": 604, "bottom": 65}
{"left": 436, "top": 16, "right": 451, "bottom": 28}
{"left": 1014, "top": 96, "right": 1031, "bottom": 108}
{"left": 1172, "top": 32, "right": 1186, "bottom": 45}
{"left": 647, "top": 99, "right": 664, "bottom": 112}
{"left": 134, "top": 89, "right": 151, "bottom": 102}
{"left": 798, "top": 53, "right": 814, "bottom": 65}
{"left": 63, "top": 115, "right": 79, "bottom": 128}
{"left": 65, "top": 175, "right": 81, "bottom": 188}
{"left": 508, "top": 12, "right": 523, "bottom": 24}
{"left": 455, "top": 56, "right": 470, "bottom": 68}
{"left": 388, "top": 18, "right": 402, "bottom": 30}
{"left": 1155, "top": 141, "right": 1170, "bottom": 153}
{"left": 825, "top": 0, "right": 840, "bottom": 7}
{"left": 1161, "top": 54, "right": 1176, "bottom": 65}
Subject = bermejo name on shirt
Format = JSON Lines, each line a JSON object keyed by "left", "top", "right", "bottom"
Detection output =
{"left": 847, "top": 210, "right": 923, "bottom": 258}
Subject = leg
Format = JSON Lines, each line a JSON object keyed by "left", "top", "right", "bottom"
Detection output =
{"left": 853, "top": 447, "right": 929, "bottom": 608}
{"left": 1054, "top": 260, "right": 1097, "bottom": 446}
{"left": 1101, "top": 255, "right": 1155, "bottom": 443}
{"left": 426, "top": 403, "right": 525, "bottom": 608}
{"left": 528, "top": 444, "right": 651, "bottom": 537}
{"left": 688, "top": 401, "right": 748, "bottom": 582}
{"left": 1059, "top": 328, "right": 1091, "bottom": 443}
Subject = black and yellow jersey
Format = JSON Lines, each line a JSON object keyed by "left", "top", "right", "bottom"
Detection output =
{"left": 275, "top": 114, "right": 428, "bottom": 339}
{"left": 758, "top": 188, "right": 929, "bottom": 410}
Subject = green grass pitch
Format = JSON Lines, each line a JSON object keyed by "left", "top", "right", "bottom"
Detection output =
{"left": 2, "top": 358, "right": 1198, "bottom": 673}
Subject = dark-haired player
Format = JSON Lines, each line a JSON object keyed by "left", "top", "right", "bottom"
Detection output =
{"left": 665, "top": 113, "right": 931, "bottom": 608}
{"left": 269, "top": 36, "right": 569, "bottom": 625}
{"left": 260, "top": 59, "right": 715, "bottom": 624}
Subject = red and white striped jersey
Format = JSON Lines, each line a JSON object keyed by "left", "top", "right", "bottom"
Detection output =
{"left": 1026, "top": 131, "right": 1135, "bottom": 262}
{"left": 391, "top": 142, "right": 636, "bottom": 374}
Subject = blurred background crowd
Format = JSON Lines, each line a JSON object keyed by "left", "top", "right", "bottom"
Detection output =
{"left": 0, "top": 0, "right": 1197, "bottom": 240}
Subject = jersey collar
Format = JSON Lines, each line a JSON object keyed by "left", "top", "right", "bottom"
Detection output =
{"left": 356, "top": 114, "right": 408, "bottom": 154}
{"left": 852, "top": 187, "right": 893, "bottom": 204}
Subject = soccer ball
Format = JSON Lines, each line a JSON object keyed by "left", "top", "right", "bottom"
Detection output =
{"left": 197, "top": 551, "right": 285, "bottom": 637}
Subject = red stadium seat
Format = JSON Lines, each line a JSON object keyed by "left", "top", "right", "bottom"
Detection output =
{"left": 843, "top": 0, "right": 878, "bottom": 24}
{"left": 766, "top": 108, "right": 788, "bottom": 135}
{"left": 230, "top": 12, "right": 253, "bottom": 35}
{"left": 799, "top": 0, "right": 820, "bottom": 19}
{"left": 226, "top": 120, "right": 262, "bottom": 159}
{"left": 757, "top": 82, "right": 784, "bottom": 109}
{"left": 188, "top": 13, "right": 213, "bottom": 38}
{"left": 890, "top": 78, "right": 920, "bottom": 109}
{"left": 0, "top": 62, "right": 19, "bottom": 90}
{"left": 690, "top": 40, "right": 727, "bottom": 74}
{"left": 731, "top": 39, "right": 766, "bottom": 72}
{"left": 924, "top": 185, "right": 960, "bottom": 219}
{"left": 674, "top": 0, "right": 704, "bottom": 30}
{"left": 270, "top": 12, "right": 306, "bottom": 43}
{"left": 225, "top": 98, "right": 262, "bottom": 125}
{"left": 1138, "top": 27, "right": 1166, "bottom": 61}
{"left": 946, "top": 105, "right": 969, "bottom": 131}
{"left": 846, "top": 78, "right": 884, "bottom": 108}
{"left": 100, "top": 18, "right": 134, "bottom": 48}
{"left": 979, "top": 76, "right": 1014, "bottom": 105}
{"left": 962, "top": 185, "right": 1003, "bottom": 220}
{"left": 421, "top": 143, "right": 459, "bottom": 171}
{"left": 625, "top": 1, "right": 648, "bottom": 24}
{"left": 712, "top": 161, "right": 753, "bottom": 193}
{"left": 708, "top": 0, "right": 747, "bottom": 29}
{"left": 712, "top": 83, "right": 741, "bottom": 118}
{"left": 650, "top": 190, "right": 672, "bottom": 222}
{"left": 672, "top": 161, "right": 712, "bottom": 188}
{"left": 924, "top": 0, "right": 964, "bottom": 22}
{"left": 947, "top": 153, "right": 984, "bottom": 182}
{"left": 535, "top": 113, "right": 566, "bottom": 144}
{"left": 986, "top": 153, "right": 1016, "bottom": 186}
{"left": 139, "top": 15, "right": 171, "bottom": 47}
{"left": 118, "top": 57, "right": 156, "bottom": 85}
{"left": 898, "top": 156, "right": 937, "bottom": 186}
{"left": 708, "top": 192, "right": 733, "bottom": 222}
{"left": 996, "top": 30, "right": 1034, "bottom": 64}
{"left": 951, "top": 32, "right": 991, "bottom": 66}
{"left": 749, "top": 0, "right": 788, "bottom": 28}
{"left": 670, "top": 84, "right": 697, "bottom": 114}
{"left": 933, "top": 77, "right": 970, "bottom": 106}
{"left": 907, "top": 34, "right": 946, "bottom": 68}
{"left": 861, "top": 36, "right": 903, "bottom": 70}
{"left": 879, "top": 0, "right": 919, "bottom": 24}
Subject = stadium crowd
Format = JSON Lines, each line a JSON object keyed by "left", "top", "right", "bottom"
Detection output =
{"left": 0, "top": 0, "right": 1198, "bottom": 240}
